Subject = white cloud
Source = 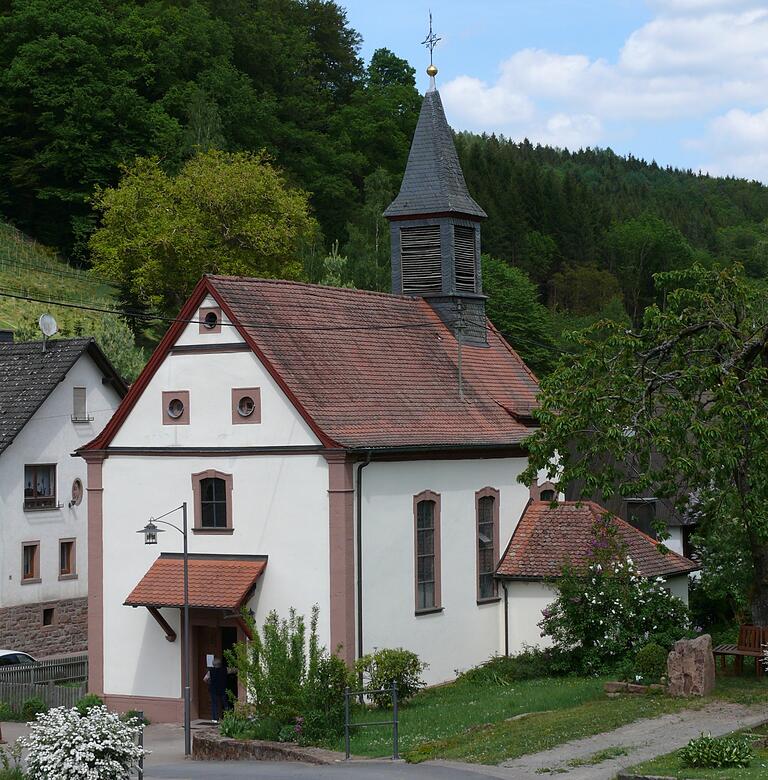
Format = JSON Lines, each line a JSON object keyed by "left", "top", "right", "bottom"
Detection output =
{"left": 439, "top": 2, "right": 768, "bottom": 168}
{"left": 696, "top": 107, "right": 768, "bottom": 180}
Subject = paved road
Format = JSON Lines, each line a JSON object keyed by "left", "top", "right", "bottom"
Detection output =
{"left": 144, "top": 760, "right": 495, "bottom": 779}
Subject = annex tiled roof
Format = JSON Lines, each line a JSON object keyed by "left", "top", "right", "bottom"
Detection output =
{"left": 496, "top": 501, "right": 698, "bottom": 580}
{"left": 383, "top": 88, "right": 486, "bottom": 219}
{"left": 124, "top": 554, "right": 267, "bottom": 610}
{"left": 0, "top": 338, "right": 126, "bottom": 456}
{"left": 207, "top": 276, "right": 539, "bottom": 449}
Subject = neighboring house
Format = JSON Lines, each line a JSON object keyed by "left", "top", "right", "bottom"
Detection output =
{"left": 78, "top": 73, "right": 696, "bottom": 723}
{"left": 0, "top": 335, "right": 126, "bottom": 657}
{"left": 496, "top": 500, "right": 698, "bottom": 652}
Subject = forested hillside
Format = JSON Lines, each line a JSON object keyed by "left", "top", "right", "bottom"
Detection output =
{"left": 2, "top": 0, "right": 768, "bottom": 377}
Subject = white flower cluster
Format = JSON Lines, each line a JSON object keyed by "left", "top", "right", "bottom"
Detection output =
{"left": 20, "top": 705, "right": 146, "bottom": 780}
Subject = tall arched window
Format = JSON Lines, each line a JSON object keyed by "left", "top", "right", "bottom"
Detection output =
{"left": 192, "top": 470, "right": 233, "bottom": 533}
{"left": 476, "top": 488, "right": 500, "bottom": 601}
{"left": 414, "top": 491, "right": 442, "bottom": 613}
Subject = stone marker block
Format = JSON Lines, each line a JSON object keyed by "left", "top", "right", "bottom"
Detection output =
{"left": 667, "top": 634, "right": 716, "bottom": 696}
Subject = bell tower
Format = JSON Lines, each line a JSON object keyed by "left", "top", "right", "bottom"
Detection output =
{"left": 384, "top": 23, "right": 488, "bottom": 345}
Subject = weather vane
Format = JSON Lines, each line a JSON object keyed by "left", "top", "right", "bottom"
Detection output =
{"left": 421, "top": 11, "right": 441, "bottom": 78}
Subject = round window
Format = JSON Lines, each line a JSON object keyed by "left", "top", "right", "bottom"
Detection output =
{"left": 237, "top": 395, "right": 256, "bottom": 417}
{"left": 71, "top": 478, "right": 83, "bottom": 506}
{"left": 167, "top": 397, "right": 185, "bottom": 419}
{"left": 203, "top": 311, "right": 219, "bottom": 330}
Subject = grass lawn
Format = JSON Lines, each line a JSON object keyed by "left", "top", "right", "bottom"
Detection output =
{"left": 330, "top": 674, "right": 768, "bottom": 765}
{"left": 628, "top": 724, "right": 768, "bottom": 779}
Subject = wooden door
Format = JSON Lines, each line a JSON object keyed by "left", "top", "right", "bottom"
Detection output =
{"left": 194, "top": 625, "right": 221, "bottom": 720}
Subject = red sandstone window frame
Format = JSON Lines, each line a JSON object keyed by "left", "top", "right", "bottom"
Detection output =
{"left": 476, "top": 487, "right": 500, "bottom": 603}
{"left": 59, "top": 538, "right": 77, "bottom": 580}
{"left": 414, "top": 490, "right": 442, "bottom": 614}
{"left": 231, "top": 387, "right": 262, "bottom": 425}
{"left": 162, "top": 390, "right": 190, "bottom": 426}
{"left": 191, "top": 470, "right": 234, "bottom": 534}
{"left": 21, "top": 541, "right": 40, "bottom": 584}
{"left": 198, "top": 306, "right": 222, "bottom": 334}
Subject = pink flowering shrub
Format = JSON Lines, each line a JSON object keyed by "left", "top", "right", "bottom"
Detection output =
{"left": 539, "top": 512, "right": 690, "bottom": 672}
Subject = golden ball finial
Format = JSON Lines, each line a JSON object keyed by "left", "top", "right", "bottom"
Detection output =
{"left": 427, "top": 64, "right": 438, "bottom": 78}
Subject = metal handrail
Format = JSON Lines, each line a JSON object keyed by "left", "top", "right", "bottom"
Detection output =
{"left": 343, "top": 681, "right": 399, "bottom": 760}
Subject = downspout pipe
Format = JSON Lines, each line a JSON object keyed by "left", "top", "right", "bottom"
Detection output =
{"left": 502, "top": 580, "right": 510, "bottom": 656}
{"left": 356, "top": 452, "right": 372, "bottom": 661}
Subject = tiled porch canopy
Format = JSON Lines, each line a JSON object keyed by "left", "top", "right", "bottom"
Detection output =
{"left": 124, "top": 553, "right": 267, "bottom": 610}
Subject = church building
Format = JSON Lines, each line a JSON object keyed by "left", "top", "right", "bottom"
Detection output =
{"left": 79, "top": 66, "right": 694, "bottom": 722}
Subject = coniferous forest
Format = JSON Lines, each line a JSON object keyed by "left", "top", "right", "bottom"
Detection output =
{"left": 2, "top": 0, "right": 768, "bottom": 375}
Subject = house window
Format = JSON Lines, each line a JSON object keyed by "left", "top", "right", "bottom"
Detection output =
{"left": 198, "top": 306, "right": 222, "bottom": 334}
{"left": 477, "top": 488, "right": 500, "bottom": 601}
{"left": 414, "top": 491, "right": 441, "bottom": 613}
{"left": 42, "top": 607, "right": 55, "bottom": 626}
{"left": 231, "top": 388, "right": 262, "bottom": 425}
{"left": 192, "top": 470, "right": 234, "bottom": 533}
{"left": 22, "top": 542, "right": 40, "bottom": 582}
{"left": 539, "top": 489, "right": 556, "bottom": 502}
{"left": 626, "top": 499, "right": 657, "bottom": 538}
{"left": 72, "top": 387, "right": 90, "bottom": 422}
{"left": 59, "top": 539, "right": 76, "bottom": 578}
{"left": 24, "top": 465, "right": 56, "bottom": 510}
{"left": 162, "top": 390, "right": 190, "bottom": 425}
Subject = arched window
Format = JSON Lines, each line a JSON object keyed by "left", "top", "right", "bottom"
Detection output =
{"left": 414, "top": 491, "right": 442, "bottom": 613}
{"left": 192, "top": 471, "right": 233, "bottom": 533}
{"left": 476, "top": 488, "right": 500, "bottom": 601}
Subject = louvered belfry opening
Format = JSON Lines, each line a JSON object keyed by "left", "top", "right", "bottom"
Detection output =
{"left": 454, "top": 225, "right": 477, "bottom": 292}
{"left": 400, "top": 225, "right": 442, "bottom": 294}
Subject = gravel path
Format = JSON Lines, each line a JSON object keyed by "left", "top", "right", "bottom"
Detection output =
{"left": 431, "top": 701, "right": 768, "bottom": 779}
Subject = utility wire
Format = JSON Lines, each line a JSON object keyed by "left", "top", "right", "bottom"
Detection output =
{"left": 0, "top": 288, "right": 452, "bottom": 333}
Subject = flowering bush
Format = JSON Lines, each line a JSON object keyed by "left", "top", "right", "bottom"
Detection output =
{"left": 20, "top": 705, "right": 145, "bottom": 779}
{"left": 539, "top": 512, "right": 690, "bottom": 673}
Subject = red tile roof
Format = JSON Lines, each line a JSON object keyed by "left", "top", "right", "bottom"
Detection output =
{"left": 124, "top": 555, "right": 266, "bottom": 610}
{"left": 496, "top": 501, "right": 698, "bottom": 580}
{"left": 208, "top": 276, "right": 539, "bottom": 449}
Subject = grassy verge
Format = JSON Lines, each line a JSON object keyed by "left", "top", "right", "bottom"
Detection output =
{"left": 627, "top": 725, "right": 768, "bottom": 779}
{"left": 328, "top": 673, "right": 768, "bottom": 765}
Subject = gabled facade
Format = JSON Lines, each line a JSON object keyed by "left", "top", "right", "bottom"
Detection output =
{"left": 0, "top": 337, "right": 125, "bottom": 657}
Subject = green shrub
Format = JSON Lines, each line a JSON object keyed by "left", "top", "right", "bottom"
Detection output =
{"left": 220, "top": 705, "right": 281, "bottom": 741}
{"left": 458, "top": 647, "right": 574, "bottom": 686}
{"left": 0, "top": 741, "right": 25, "bottom": 779}
{"left": 227, "top": 606, "right": 352, "bottom": 743}
{"left": 75, "top": 693, "right": 104, "bottom": 717}
{"left": 355, "top": 648, "right": 426, "bottom": 708}
{"left": 633, "top": 643, "right": 668, "bottom": 683}
{"left": 122, "top": 710, "right": 150, "bottom": 726}
{"left": 0, "top": 702, "right": 17, "bottom": 721}
{"left": 679, "top": 733, "right": 753, "bottom": 768}
{"left": 539, "top": 512, "right": 690, "bottom": 673}
{"left": 20, "top": 697, "right": 47, "bottom": 721}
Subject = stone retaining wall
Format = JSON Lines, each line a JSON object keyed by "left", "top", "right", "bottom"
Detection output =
{"left": 192, "top": 729, "right": 344, "bottom": 764}
{"left": 0, "top": 598, "right": 87, "bottom": 657}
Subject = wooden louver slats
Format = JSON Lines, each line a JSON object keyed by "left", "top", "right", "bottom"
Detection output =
{"left": 454, "top": 225, "right": 476, "bottom": 292}
{"left": 400, "top": 225, "right": 442, "bottom": 293}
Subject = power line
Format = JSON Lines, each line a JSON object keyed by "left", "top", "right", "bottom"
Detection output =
{"left": 0, "top": 288, "right": 453, "bottom": 334}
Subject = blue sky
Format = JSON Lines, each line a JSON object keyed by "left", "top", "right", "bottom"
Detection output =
{"left": 341, "top": 1, "right": 768, "bottom": 182}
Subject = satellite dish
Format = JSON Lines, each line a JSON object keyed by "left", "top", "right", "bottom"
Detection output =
{"left": 39, "top": 314, "right": 58, "bottom": 338}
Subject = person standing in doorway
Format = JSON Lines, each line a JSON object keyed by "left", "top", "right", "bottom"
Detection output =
{"left": 204, "top": 657, "right": 227, "bottom": 723}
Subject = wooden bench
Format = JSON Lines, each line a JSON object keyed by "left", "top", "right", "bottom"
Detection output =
{"left": 712, "top": 625, "right": 767, "bottom": 678}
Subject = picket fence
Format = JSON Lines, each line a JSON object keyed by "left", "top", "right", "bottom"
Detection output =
{"left": 0, "top": 654, "right": 88, "bottom": 712}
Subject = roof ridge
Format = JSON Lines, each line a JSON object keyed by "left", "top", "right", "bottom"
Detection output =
{"left": 207, "top": 275, "right": 422, "bottom": 303}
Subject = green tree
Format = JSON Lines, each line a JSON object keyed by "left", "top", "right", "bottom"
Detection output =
{"left": 521, "top": 265, "right": 768, "bottom": 623}
{"left": 549, "top": 265, "right": 623, "bottom": 315}
{"left": 13, "top": 309, "right": 145, "bottom": 382}
{"left": 604, "top": 215, "right": 694, "bottom": 323}
{"left": 482, "top": 256, "right": 558, "bottom": 376}
{"left": 89, "top": 149, "right": 318, "bottom": 317}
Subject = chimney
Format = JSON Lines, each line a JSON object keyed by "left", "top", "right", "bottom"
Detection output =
{"left": 0, "top": 330, "right": 13, "bottom": 343}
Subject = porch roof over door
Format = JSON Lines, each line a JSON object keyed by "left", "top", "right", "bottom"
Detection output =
{"left": 124, "top": 553, "right": 267, "bottom": 610}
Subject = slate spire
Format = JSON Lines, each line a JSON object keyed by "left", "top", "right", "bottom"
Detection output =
{"left": 385, "top": 66, "right": 488, "bottom": 345}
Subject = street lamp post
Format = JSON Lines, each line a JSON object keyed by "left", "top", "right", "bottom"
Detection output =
{"left": 138, "top": 502, "right": 191, "bottom": 757}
